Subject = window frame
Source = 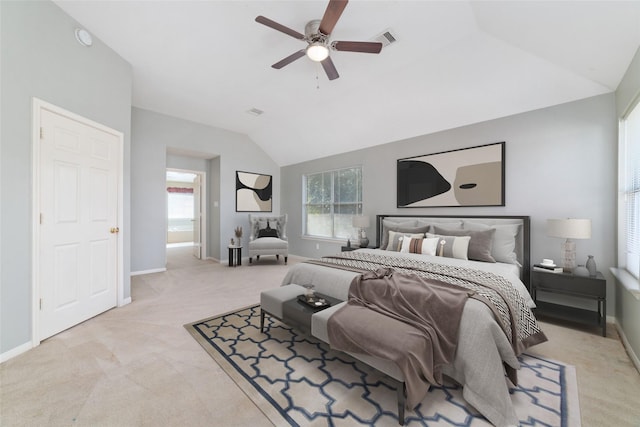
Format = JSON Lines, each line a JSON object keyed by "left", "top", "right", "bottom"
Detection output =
{"left": 614, "top": 95, "right": 640, "bottom": 298}
{"left": 302, "top": 166, "right": 363, "bottom": 240}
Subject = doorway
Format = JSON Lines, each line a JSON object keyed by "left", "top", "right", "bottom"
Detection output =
{"left": 166, "top": 169, "right": 206, "bottom": 263}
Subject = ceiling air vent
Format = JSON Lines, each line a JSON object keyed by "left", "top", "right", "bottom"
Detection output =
{"left": 246, "top": 108, "right": 264, "bottom": 116}
{"left": 373, "top": 29, "right": 397, "bottom": 48}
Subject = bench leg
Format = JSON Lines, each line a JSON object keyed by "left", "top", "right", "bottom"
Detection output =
{"left": 260, "top": 309, "right": 265, "bottom": 333}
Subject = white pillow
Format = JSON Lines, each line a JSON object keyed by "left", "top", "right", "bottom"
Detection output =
{"left": 426, "top": 233, "right": 471, "bottom": 260}
{"left": 400, "top": 236, "right": 440, "bottom": 255}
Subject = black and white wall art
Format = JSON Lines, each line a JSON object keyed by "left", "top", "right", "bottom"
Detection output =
{"left": 236, "top": 171, "right": 273, "bottom": 212}
{"left": 397, "top": 142, "right": 505, "bottom": 207}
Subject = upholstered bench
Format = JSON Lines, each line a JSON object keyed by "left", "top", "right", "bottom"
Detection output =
{"left": 260, "top": 285, "right": 408, "bottom": 424}
{"left": 259, "top": 284, "right": 306, "bottom": 332}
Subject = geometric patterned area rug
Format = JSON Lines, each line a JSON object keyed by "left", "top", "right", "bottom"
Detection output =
{"left": 185, "top": 305, "right": 581, "bottom": 427}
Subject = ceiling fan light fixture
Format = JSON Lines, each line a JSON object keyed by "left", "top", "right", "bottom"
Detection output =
{"left": 306, "top": 43, "right": 329, "bottom": 62}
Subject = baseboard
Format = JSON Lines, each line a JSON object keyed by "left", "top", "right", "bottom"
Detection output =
{"left": 119, "top": 297, "right": 132, "bottom": 307}
{"left": 615, "top": 319, "right": 640, "bottom": 374}
{"left": 0, "top": 341, "right": 32, "bottom": 364}
{"left": 130, "top": 268, "right": 166, "bottom": 276}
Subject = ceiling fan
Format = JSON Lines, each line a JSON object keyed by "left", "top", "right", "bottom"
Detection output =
{"left": 255, "top": 0, "right": 383, "bottom": 81}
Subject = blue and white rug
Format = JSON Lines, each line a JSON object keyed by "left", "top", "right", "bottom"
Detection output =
{"left": 185, "top": 305, "right": 580, "bottom": 426}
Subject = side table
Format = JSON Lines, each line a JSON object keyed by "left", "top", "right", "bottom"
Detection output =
{"left": 341, "top": 246, "right": 372, "bottom": 252}
{"left": 228, "top": 245, "right": 242, "bottom": 267}
{"left": 531, "top": 269, "right": 607, "bottom": 336}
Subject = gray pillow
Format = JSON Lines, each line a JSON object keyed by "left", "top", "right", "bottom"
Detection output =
{"left": 433, "top": 226, "right": 496, "bottom": 263}
{"left": 380, "top": 219, "right": 417, "bottom": 249}
{"left": 463, "top": 222, "right": 520, "bottom": 265}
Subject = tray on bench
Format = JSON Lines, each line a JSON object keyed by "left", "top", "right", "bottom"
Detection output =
{"left": 297, "top": 294, "right": 331, "bottom": 309}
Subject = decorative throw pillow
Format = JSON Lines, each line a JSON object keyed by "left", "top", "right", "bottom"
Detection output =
{"left": 426, "top": 233, "right": 471, "bottom": 260}
{"left": 463, "top": 222, "right": 521, "bottom": 265}
{"left": 386, "top": 231, "right": 425, "bottom": 252}
{"left": 381, "top": 224, "right": 430, "bottom": 250}
{"left": 380, "top": 219, "right": 418, "bottom": 250}
{"left": 400, "top": 236, "right": 439, "bottom": 255}
{"left": 257, "top": 221, "right": 279, "bottom": 238}
{"left": 433, "top": 226, "right": 496, "bottom": 263}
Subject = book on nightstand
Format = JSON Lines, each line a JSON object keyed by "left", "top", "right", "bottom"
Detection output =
{"left": 533, "top": 264, "right": 564, "bottom": 273}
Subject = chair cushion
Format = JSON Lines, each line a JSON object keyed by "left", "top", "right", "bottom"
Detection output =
{"left": 249, "top": 237, "right": 288, "bottom": 250}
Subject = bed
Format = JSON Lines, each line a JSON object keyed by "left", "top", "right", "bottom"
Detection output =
{"left": 281, "top": 215, "right": 547, "bottom": 427}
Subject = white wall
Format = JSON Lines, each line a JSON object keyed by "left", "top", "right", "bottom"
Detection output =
{"left": 130, "top": 108, "right": 280, "bottom": 271}
{"left": 282, "top": 93, "right": 617, "bottom": 314}
{"left": 0, "top": 1, "right": 132, "bottom": 355}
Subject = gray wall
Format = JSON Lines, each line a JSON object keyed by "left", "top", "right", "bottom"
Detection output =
{"left": 615, "top": 46, "right": 640, "bottom": 360}
{"left": 131, "top": 108, "right": 279, "bottom": 271}
{"left": 0, "top": 1, "right": 132, "bottom": 354}
{"left": 282, "top": 93, "right": 618, "bottom": 314}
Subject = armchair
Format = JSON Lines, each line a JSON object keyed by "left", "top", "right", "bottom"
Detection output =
{"left": 248, "top": 214, "right": 288, "bottom": 264}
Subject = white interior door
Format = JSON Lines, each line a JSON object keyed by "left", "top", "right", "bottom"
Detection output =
{"left": 38, "top": 108, "right": 119, "bottom": 340}
{"left": 193, "top": 175, "right": 202, "bottom": 259}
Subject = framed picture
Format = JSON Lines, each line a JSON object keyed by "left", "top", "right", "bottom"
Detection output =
{"left": 236, "top": 171, "right": 272, "bottom": 212}
{"left": 397, "top": 142, "right": 505, "bottom": 208}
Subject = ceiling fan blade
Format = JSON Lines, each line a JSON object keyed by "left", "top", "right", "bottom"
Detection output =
{"left": 319, "top": 0, "right": 348, "bottom": 36}
{"left": 255, "top": 15, "right": 305, "bottom": 40}
{"left": 321, "top": 56, "right": 340, "bottom": 80}
{"left": 333, "top": 41, "right": 383, "bottom": 54}
{"left": 272, "top": 50, "right": 306, "bottom": 69}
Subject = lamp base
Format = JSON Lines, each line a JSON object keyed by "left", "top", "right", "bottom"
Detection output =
{"left": 359, "top": 237, "right": 369, "bottom": 248}
{"left": 561, "top": 239, "right": 576, "bottom": 272}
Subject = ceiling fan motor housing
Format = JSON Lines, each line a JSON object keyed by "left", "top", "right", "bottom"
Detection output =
{"left": 305, "top": 20, "right": 328, "bottom": 45}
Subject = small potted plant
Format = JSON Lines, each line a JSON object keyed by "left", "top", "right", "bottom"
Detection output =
{"left": 234, "top": 226, "right": 243, "bottom": 240}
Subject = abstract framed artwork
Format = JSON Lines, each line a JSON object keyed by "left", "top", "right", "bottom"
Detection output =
{"left": 397, "top": 141, "right": 505, "bottom": 208}
{"left": 236, "top": 171, "right": 272, "bottom": 212}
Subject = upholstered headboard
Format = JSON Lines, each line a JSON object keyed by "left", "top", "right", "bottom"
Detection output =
{"left": 375, "top": 214, "right": 531, "bottom": 290}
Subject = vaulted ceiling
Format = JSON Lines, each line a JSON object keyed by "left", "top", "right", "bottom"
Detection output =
{"left": 54, "top": 1, "right": 640, "bottom": 166}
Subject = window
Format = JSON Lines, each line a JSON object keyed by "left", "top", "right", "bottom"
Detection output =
{"left": 167, "top": 187, "right": 194, "bottom": 233}
{"left": 620, "top": 100, "right": 640, "bottom": 279}
{"left": 303, "top": 167, "right": 362, "bottom": 239}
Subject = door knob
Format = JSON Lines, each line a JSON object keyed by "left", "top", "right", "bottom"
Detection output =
{"left": 110, "top": 227, "right": 120, "bottom": 234}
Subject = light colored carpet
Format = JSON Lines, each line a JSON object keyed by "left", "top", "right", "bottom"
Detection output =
{"left": 1, "top": 246, "right": 639, "bottom": 426}
{"left": 185, "top": 305, "right": 580, "bottom": 426}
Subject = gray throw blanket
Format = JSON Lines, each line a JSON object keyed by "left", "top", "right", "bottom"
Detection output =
{"left": 327, "top": 268, "right": 472, "bottom": 408}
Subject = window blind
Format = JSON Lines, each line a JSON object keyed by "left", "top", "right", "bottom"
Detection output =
{"left": 623, "top": 101, "right": 640, "bottom": 279}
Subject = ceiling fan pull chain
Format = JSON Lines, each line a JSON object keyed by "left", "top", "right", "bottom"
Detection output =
{"left": 316, "top": 64, "right": 321, "bottom": 90}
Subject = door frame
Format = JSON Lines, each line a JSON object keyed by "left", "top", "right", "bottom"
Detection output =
{"left": 31, "top": 98, "right": 125, "bottom": 346}
{"left": 165, "top": 168, "right": 207, "bottom": 260}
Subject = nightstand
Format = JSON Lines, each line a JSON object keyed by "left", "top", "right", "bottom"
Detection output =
{"left": 341, "top": 246, "right": 357, "bottom": 252}
{"left": 531, "top": 269, "right": 606, "bottom": 336}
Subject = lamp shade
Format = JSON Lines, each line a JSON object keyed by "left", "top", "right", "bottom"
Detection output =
{"left": 352, "top": 215, "right": 370, "bottom": 229}
{"left": 547, "top": 218, "right": 592, "bottom": 239}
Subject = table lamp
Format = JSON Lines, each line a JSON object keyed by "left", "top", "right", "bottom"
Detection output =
{"left": 546, "top": 218, "right": 591, "bottom": 272}
{"left": 352, "top": 215, "right": 370, "bottom": 248}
